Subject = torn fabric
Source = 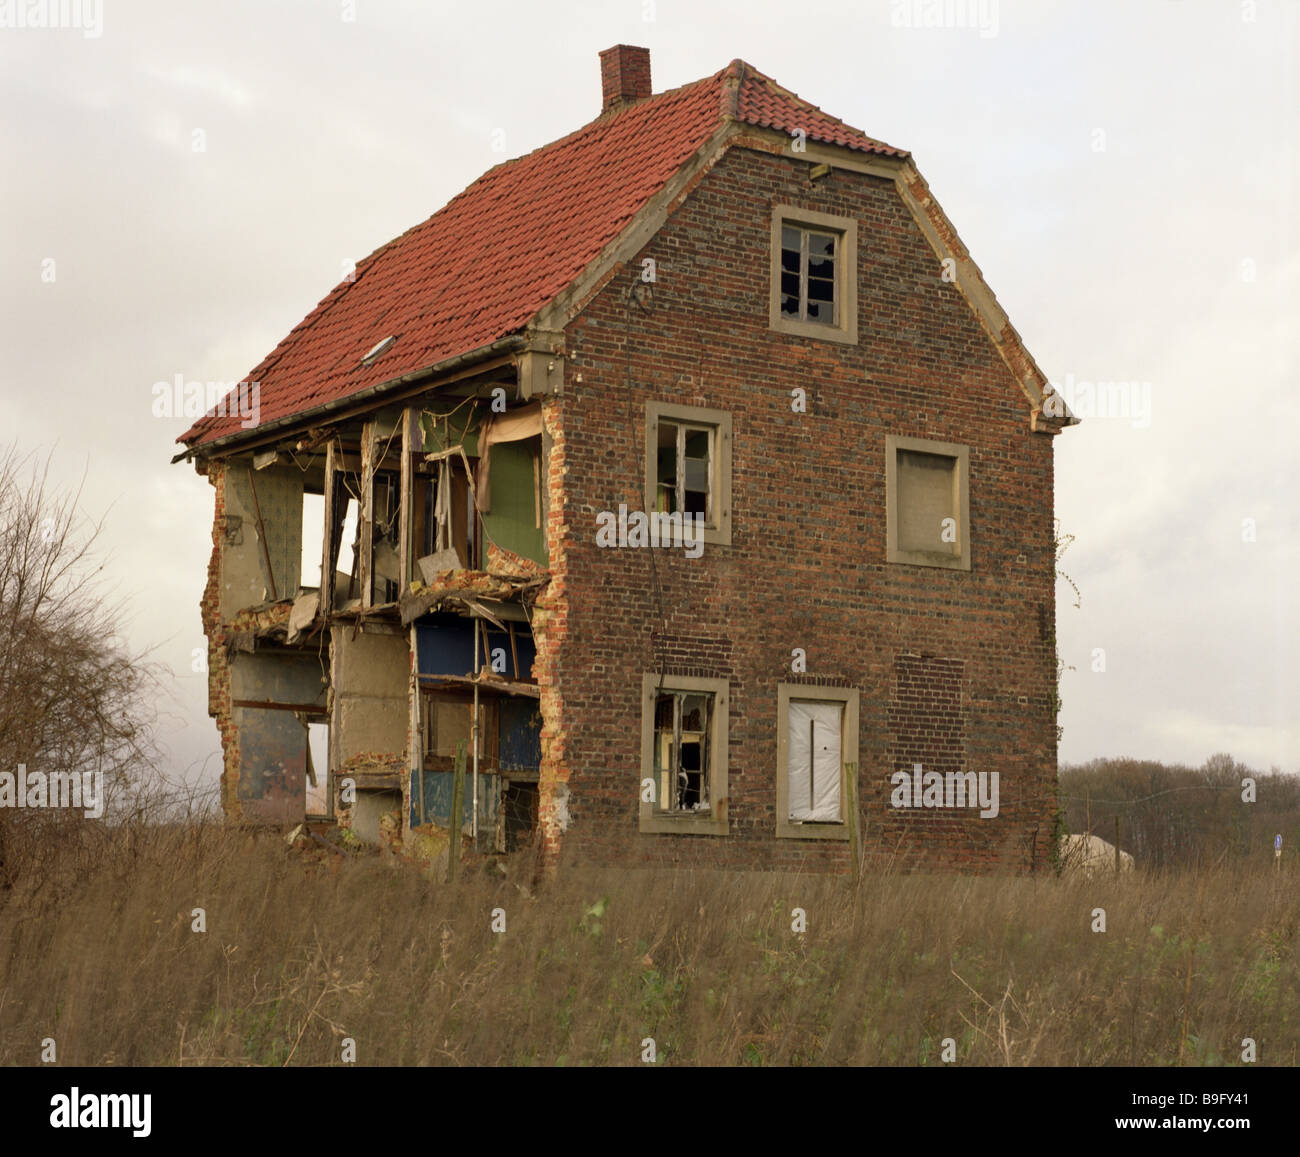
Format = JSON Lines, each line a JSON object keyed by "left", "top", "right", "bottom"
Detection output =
{"left": 475, "top": 402, "right": 542, "bottom": 513}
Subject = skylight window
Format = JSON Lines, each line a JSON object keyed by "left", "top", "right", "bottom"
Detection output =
{"left": 361, "top": 336, "right": 396, "bottom": 365}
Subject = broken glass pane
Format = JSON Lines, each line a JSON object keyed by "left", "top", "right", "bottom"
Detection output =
{"left": 808, "top": 231, "right": 836, "bottom": 258}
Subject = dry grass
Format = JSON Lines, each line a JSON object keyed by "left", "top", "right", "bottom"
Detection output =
{"left": 1, "top": 822, "right": 1296, "bottom": 1066}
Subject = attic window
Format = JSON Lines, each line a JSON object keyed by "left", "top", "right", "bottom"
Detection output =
{"left": 781, "top": 226, "right": 838, "bottom": 325}
{"left": 361, "top": 336, "right": 396, "bottom": 365}
{"left": 769, "top": 206, "right": 858, "bottom": 345}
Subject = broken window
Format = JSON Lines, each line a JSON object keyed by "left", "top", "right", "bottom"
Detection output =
{"left": 639, "top": 673, "right": 728, "bottom": 834}
{"left": 780, "top": 224, "right": 839, "bottom": 325}
{"left": 653, "top": 689, "right": 713, "bottom": 813}
{"left": 769, "top": 206, "right": 857, "bottom": 344}
{"left": 643, "top": 402, "right": 732, "bottom": 546}
{"left": 885, "top": 435, "right": 970, "bottom": 570}
{"left": 655, "top": 421, "right": 713, "bottom": 519}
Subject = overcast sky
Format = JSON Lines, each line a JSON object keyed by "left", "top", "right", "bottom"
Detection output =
{"left": 1, "top": 0, "right": 1295, "bottom": 793}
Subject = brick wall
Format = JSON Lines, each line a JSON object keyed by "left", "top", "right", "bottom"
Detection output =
{"left": 539, "top": 142, "right": 1060, "bottom": 873}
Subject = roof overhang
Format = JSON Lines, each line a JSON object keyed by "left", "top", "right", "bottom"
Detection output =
{"left": 173, "top": 334, "right": 528, "bottom": 464}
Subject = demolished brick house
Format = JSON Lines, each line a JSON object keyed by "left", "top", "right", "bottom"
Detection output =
{"left": 175, "top": 46, "right": 1077, "bottom": 873}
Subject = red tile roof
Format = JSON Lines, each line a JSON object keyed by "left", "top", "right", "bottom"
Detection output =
{"left": 181, "top": 60, "right": 905, "bottom": 449}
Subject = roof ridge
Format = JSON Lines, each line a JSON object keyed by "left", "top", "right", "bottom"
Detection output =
{"left": 735, "top": 60, "right": 900, "bottom": 154}
{"left": 720, "top": 58, "right": 744, "bottom": 119}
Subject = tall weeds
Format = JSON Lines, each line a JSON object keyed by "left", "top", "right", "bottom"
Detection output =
{"left": 1, "top": 821, "right": 1295, "bottom": 1066}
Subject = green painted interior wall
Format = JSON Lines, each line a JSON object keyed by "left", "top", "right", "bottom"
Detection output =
{"left": 483, "top": 437, "right": 545, "bottom": 565}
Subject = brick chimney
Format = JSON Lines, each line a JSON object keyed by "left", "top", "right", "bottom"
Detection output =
{"left": 599, "top": 45, "right": 651, "bottom": 112}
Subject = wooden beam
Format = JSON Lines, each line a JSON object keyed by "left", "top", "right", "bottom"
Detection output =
{"left": 359, "top": 422, "right": 375, "bottom": 610}
{"left": 245, "top": 467, "right": 278, "bottom": 602}
{"left": 447, "top": 739, "right": 466, "bottom": 883}
{"left": 417, "top": 672, "right": 540, "bottom": 698}
{"left": 320, "top": 441, "right": 337, "bottom": 619}
{"left": 232, "top": 699, "right": 327, "bottom": 714}
{"left": 399, "top": 406, "right": 415, "bottom": 593}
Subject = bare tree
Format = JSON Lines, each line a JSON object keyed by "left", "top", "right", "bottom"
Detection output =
{"left": 0, "top": 445, "right": 163, "bottom": 892}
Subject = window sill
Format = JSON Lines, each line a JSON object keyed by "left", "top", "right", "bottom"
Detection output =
{"left": 639, "top": 810, "right": 728, "bottom": 836}
{"left": 886, "top": 548, "right": 970, "bottom": 571}
{"left": 776, "top": 819, "right": 850, "bottom": 841}
{"left": 769, "top": 315, "right": 858, "bottom": 345}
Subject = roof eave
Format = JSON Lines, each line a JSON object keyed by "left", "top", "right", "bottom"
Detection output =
{"left": 173, "top": 333, "right": 528, "bottom": 465}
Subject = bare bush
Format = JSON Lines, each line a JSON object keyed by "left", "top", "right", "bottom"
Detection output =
{"left": 0, "top": 444, "right": 163, "bottom": 896}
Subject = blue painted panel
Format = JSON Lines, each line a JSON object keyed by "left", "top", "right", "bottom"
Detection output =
{"left": 415, "top": 615, "right": 475, "bottom": 676}
{"left": 498, "top": 698, "right": 542, "bottom": 772}
{"left": 410, "top": 769, "right": 498, "bottom": 830}
{"left": 417, "top": 614, "right": 536, "bottom": 680}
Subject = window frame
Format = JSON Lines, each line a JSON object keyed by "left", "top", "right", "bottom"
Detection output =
{"left": 639, "top": 672, "right": 729, "bottom": 835}
{"left": 775, "top": 684, "right": 857, "bottom": 841}
{"left": 885, "top": 434, "right": 971, "bottom": 571}
{"left": 643, "top": 401, "right": 733, "bottom": 547}
{"left": 769, "top": 205, "right": 858, "bottom": 345}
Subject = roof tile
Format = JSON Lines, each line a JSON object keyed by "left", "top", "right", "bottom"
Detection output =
{"left": 182, "top": 59, "right": 904, "bottom": 447}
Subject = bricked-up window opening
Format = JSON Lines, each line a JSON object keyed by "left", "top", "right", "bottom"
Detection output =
{"left": 655, "top": 421, "right": 713, "bottom": 521}
{"left": 787, "top": 699, "right": 844, "bottom": 822}
{"left": 780, "top": 225, "right": 838, "bottom": 326}
{"left": 654, "top": 690, "right": 713, "bottom": 813}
